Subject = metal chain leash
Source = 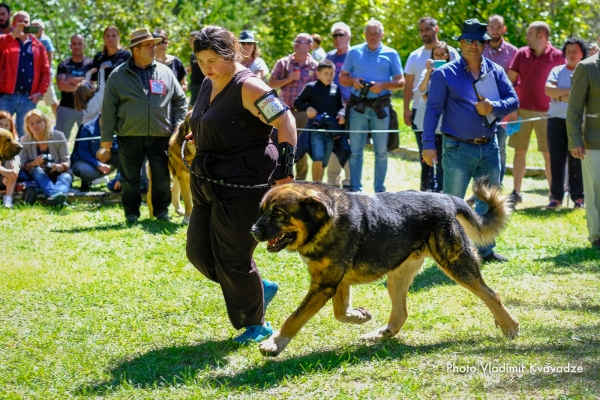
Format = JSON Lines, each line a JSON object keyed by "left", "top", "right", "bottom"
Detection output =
{"left": 180, "top": 142, "right": 271, "bottom": 189}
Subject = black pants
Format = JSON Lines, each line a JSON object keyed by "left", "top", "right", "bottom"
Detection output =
{"left": 547, "top": 117, "right": 583, "bottom": 201}
{"left": 414, "top": 107, "right": 444, "bottom": 192}
{"left": 186, "top": 179, "right": 267, "bottom": 330}
{"left": 117, "top": 136, "right": 171, "bottom": 218}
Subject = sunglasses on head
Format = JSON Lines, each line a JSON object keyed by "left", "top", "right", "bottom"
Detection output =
{"left": 464, "top": 39, "right": 488, "bottom": 46}
{"left": 332, "top": 33, "right": 346, "bottom": 38}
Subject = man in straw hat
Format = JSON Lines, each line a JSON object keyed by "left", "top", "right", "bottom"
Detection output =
{"left": 101, "top": 28, "right": 187, "bottom": 224}
{"left": 422, "top": 18, "right": 519, "bottom": 263}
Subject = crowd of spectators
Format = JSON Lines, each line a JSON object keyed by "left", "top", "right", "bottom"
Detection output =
{"left": 0, "top": 2, "right": 599, "bottom": 250}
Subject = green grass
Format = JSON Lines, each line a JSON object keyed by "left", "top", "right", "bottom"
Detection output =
{"left": 1, "top": 148, "right": 598, "bottom": 399}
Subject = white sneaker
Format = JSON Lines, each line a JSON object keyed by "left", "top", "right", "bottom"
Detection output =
{"left": 91, "top": 176, "right": 110, "bottom": 186}
{"left": 3, "top": 195, "right": 13, "bottom": 208}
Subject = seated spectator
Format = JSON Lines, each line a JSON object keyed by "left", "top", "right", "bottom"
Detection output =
{"left": 239, "top": 30, "right": 269, "bottom": 80}
{"left": 294, "top": 59, "right": 345, "bottom": 182}
{"left": 0, "top": 111, "right": 19, "bottom": 208}
{"left": 71, "top": 115, "right": 118, "bottom": 191}
{"left": 544, "top": 38, "right": 587, "bottom": 209}
{"left": 153, "top": 30, "right": 187, "bottom": 91}
{"left": 19, "top": 109, "right": 72, "bottom": 206}
{"left": 74, "top": 65, "right": 106, "bottom": 125}
{"left": 413, "top": 41, "right": 451, "bottom": 192}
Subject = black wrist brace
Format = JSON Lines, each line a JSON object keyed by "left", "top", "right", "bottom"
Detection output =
{"left": 268, "top": 141, "right": 295, "bottom": 184}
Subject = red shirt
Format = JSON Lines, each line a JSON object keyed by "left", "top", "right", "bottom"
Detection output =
{"left": 0, "top": 34, "right": 50, "bottom": 95}
{"left": 509, "top": 43, "right": 565, "bottom": 112}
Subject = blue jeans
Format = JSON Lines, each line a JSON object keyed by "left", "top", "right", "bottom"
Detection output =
{"left": 349, "top": 106, "right": 390, "bottom": 192}
{"left": 29, "top": 166, "right": 72, "bottom": 197}
{"left": 442, "top": 136, "right": 501, "bottom": 258}
{"left": 496, "top": 125, "right": 507, "bottom": 184}
{"left": 0, "top": 93, "right": 37, "bottom": 138}
{"left": 310, "top": 131, "right": 335, "bottom": 167}
{"left": 72, "top": 161, "right": 102, "bottom": 184}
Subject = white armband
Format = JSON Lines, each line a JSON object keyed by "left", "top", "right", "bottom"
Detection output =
{"left": 253, "top": 90, "right": 289, "bottom": 123}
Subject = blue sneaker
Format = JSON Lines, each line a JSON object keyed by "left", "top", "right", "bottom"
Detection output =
{"left": 233, "top": 322, "right": 273, "bottom": 344}
{"left": 262, "top": 279, "right": 279, "bottom": 312}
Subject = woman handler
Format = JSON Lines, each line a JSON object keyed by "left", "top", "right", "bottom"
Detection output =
{"left": 187, "top": 26, "right": 297, "bottom": 344}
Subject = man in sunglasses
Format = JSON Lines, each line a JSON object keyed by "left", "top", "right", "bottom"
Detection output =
{"left": 269, "top": 32, "right": 318, "bottom": 180}
{"left": 325, "top": 22, "right": 352, "bottom": 189}
{"left": 422, "top": 18, "right": 519, "bottom": 263}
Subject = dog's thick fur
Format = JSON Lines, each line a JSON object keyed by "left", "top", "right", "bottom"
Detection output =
{"left": 251, "top": 178, "right": 519, "bottom": 356}
{"left": 147, "top": 111, "right": 195, "bottom": 223}
{"left": 0, "top": 129, "right": 22, "bottom": 162}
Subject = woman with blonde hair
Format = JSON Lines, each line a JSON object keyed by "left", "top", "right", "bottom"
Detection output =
{"left": 0, "top": 111, "right": 20, "bottom": 207}
{"left": 20, "top": 110, "right": 72, "bottom": 206}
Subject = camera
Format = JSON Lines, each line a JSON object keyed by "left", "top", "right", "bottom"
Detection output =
{"left": 41, "top": 154, "right": 54, "bottom": 175}
{"left": 312, "top": 112, "right": 332, "bottom": 128}
{"left": 359, "top": 79, "right": 372, "bottom": 99}
{"left": 23, "top": 26, "right": 40, "bottom": 34}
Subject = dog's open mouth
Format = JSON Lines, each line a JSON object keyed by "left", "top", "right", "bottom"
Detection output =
{"left": 266, "top": 232, "right": 295, "bottom": 253}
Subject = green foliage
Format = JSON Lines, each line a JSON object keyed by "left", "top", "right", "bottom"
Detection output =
{"left": 12, "top": 0, "right": 600, "bottom": 69}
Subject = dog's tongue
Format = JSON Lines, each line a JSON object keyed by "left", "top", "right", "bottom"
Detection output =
{"left": 268, "top": 237, "right": 278, "bottom": 246}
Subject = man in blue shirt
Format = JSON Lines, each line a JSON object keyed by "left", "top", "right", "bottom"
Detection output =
{"left": 422, "top": 19, "right": 519, "bottom": 263}
{"left": 340, "top": 19, "right": 404, "bottom": 193}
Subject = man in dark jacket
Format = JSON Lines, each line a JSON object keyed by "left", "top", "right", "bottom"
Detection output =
{"left": 100, "top": 28, "right": 187, "bottom": 223}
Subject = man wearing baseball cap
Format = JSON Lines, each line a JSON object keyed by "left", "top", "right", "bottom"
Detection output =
{"left": 101, "top": 28, "right": 187, "bottom": 224}
{"left": 422, "top": 19, "right": 519, "bottom": 263}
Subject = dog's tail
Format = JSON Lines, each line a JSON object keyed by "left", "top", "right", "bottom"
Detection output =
{"left": 454, "top": 177, "right": 512, "bottom": 247}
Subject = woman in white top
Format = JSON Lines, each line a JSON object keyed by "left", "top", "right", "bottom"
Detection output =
{"left": 413, "top": 41, "right": 450, "bottom": 192}
{"left": 239, "top": 30, "right": 269, "bottom": 80}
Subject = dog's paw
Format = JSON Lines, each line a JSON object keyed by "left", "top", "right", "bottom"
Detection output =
{"left": 495, "top": 319, "right": 520, "bottom": 339}
{"left": 349, "top": 307, "right": 373, "bottom": 324}
{"left": 360, "top": 326, "right": 397, "bottom": 341}
{"left": 259, "top": 333, "right": 289, "bottom": 357}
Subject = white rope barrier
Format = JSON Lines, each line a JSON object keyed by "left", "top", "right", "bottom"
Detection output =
{"left": 22, "top": 113, "right": 563, "bottom": 144}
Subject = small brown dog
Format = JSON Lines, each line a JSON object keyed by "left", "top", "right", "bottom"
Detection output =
{"left": 147, "top": 111, "right": 195, "bottom": 223}
{"left": 0, "top": 128, "right": 23, "bottom": 162}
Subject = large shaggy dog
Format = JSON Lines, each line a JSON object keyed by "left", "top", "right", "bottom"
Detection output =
{"left": 251, "top": 179, "right": 519, "bottom": 356}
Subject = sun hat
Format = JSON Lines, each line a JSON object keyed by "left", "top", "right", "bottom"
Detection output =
{"left": 457, "top": 19, "right": 491, "bottom": 42}
{"left": 125, "top": 28, "right": 162, "bottom": 49}
{"left": 239, "top": 30, "right": 257, "bottom": 43}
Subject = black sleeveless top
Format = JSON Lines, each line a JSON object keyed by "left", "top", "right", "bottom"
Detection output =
{"left": 190, "top": 69, "right": 277, "bottom": 187}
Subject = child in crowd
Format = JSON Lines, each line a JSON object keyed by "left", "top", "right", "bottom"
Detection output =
{"left": 0, "top": 112, "right": 19, "bottom": 208}
{"left": 294, "top": 59, "right": 345, "bottom": 182}
{"left": 74, "top": 64, "right": 107, "bottom": 125}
